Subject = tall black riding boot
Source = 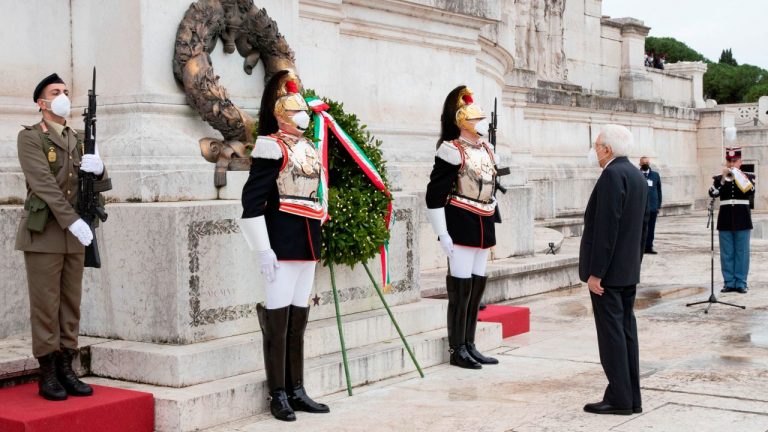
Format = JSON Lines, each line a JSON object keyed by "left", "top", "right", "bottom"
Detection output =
{"left": 446, "top": 275, "right": 481, "bottom": 369}
{"left": 466, "top": 275, "right": 498, "bottom": 365}
{"left": 37, "top": 353, "right": 67, "bottom": 401}
{"left": 257, "top": 304, "right": 296, "bottom": 422}
{"left": 56, "top": 348, "right": 94, "bottom": 396}
{"left": 286, "top": 305, "right": 330, "bottom": 413}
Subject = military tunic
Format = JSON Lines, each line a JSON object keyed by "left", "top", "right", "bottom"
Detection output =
{"left": 15, "top": 120, "right": 108, "bottom": 358}
{"left": 241, "top": 133, "right": 322, "bottom": 261}
{"left": 709, "top": 173, "right": 756, "bottom": 231}
{"left": 425, "top": 139, "right": 498, "bottom": 249}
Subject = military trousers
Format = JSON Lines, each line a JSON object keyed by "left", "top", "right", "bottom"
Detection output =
{"left": 24, "top": 252, "right": 84, "bottom": 358}
{"left": 719, "top": 229, "right": 751, "bottom": 289}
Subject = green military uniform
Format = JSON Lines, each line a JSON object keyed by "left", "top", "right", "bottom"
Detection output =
{"left": 15, "top": 119, "right": 106, "bottom": 358}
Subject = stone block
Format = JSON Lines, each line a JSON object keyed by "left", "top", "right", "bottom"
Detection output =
{"left": 0, "top": 193, "right": 420, "bottom": 346}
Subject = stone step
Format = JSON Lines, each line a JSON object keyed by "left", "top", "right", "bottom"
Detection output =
{"left": 0, "top": 336, "right": 109, "bottom": 387}
{"left": 84, "top": 321, "right": 503, "bottom": 432}
{"left": 535, "top": 216, "right": 584, "bottom": 238}
{"left": 90, "top": 300, "right": 449, "bottom": 388}
{"left": 421, "top": 254, "right": 580, "bottom": 302}
{"left": 533, "top": 226, "right": 564, "bottom": 254}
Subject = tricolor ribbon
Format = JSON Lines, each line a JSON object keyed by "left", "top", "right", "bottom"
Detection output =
{"left": 307, "top": 96, "right": 393, "bottom": 287}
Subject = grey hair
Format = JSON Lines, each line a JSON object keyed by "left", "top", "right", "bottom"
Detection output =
{"left": 599, "top": 124, "right": 633, "bottom": 157}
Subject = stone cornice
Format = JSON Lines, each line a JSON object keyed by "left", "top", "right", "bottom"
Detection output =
{"left": 299, "top": 0, "right": 344, "bottom": 24}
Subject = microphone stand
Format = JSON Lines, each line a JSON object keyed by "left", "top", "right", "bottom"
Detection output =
{"left": 686, "top": 197, "right": 745, "bottom": 313}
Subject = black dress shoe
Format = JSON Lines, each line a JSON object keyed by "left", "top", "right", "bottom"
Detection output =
{"left": 269, "top": 390, "right": 297, "bottom": 422}
{"left": 583, "top": 401, "right": 632, "bottom": 415}
{"left": 736, "top": 287, "right": 748, "bottom": 294}
{"left": 633, "top": 407, "right": 643, "bottom": 414}
{"left": 720, "top": 286, "right": 735, "bottom": 293}
{"left": 288, "top": 385, "right": 330, "bottom": 413}
{"left": 644, "top": 249, "right": 658, "bottom": 255}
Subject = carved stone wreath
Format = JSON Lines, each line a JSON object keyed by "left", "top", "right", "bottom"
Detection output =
{"left": 173, "top": 0, "right": 296, "bottom": 186}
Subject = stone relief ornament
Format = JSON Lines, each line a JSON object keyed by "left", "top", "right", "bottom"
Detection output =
{"left": 173, "top": 0, "right": 296, "bottom": 186}
{"left": 513, "top": 0, "right": 566, "bottom": 81}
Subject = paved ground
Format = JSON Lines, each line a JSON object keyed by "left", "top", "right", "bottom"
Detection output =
{"left": 210, "top": 213, "right": 768, "bottom": 432}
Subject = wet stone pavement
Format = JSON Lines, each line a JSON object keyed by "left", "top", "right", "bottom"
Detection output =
{"left": 209, "top": 213, "right": 768, "bottom": 432}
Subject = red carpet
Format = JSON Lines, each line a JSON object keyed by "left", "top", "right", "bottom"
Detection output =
{"left": 479, "top": 305, "right": 530, "bottom": 338}
{"left": 0, "top": 383, "right": 154, "bottom": 432}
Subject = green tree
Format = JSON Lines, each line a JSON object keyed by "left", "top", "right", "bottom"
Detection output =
{"left": 719, "top": 48, "right": 738, "bottom": 66}
{"left": 644, "top": 36, "right": 708, "bottom": 63}
{"left": 704, "top": 63, "right": 767, "bottom": 104}
{"left": 745, "top": 82, "right": 768, "bottom": 102}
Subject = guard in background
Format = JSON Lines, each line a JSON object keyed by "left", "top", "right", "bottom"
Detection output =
{"left": 16, "top": 73, "right": 106, "bottom": 401}
{"left": 425, "top": 85, "right": 500, "bottom": 370}
{"left": 639, "top": 156, "right": 662, "bottom": 254}
{"left": 239, "top": 70, "right": 330, "bottom": 422}
{"left": 709, "top": 147, "right": 756, "bottom": 294}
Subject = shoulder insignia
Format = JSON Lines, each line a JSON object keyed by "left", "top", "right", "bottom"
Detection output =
{"left": 436, "top": 141, "right": 462, "bottom": 166}
{"left": 252, "top": 135, "right": 285, "bottom": 160}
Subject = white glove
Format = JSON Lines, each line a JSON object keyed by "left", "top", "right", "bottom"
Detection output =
{"left": 259, "top": 249, "right": 279, "bottom": 283}
{"left": 439, "top": 234, "right": 455, "bottom": 258}
{"left": 427, "top": 208, "right": 454, "bottom": 258}
{"left": 238, "top": 217, "right": 280, "bottom": 282}
{"left": 68, "top": 219, "right": 93, "bottom": 246}
{"left": 80, "top": 154, "right": 104, "bottom": 176}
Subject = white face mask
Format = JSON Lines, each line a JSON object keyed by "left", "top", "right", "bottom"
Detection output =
{"left": 292, "top": 111, "right": 310, "bottom": 131}
{"left": 587, "top": 147, "right": 600, "bottom": 167}
{"left": 43, "top": 94, "right": 71, "bottom": 118}
{"left": 474, "top": 118, "right": 490, "bottom": 137}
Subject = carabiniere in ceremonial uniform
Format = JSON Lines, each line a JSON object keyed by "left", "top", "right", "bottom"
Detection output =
{"left": 16, "top": 73, "right": 108, "bottom": 401}
{"left": 426, "top": 85, "right": 500, "bottom": 370}
{"left": 708, "top": 146, "right": 755, "bottom": 294}
{"left": 238, "top": 70, "right": 330, "bottom": 422}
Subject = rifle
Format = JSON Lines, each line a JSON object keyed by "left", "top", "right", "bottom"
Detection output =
{"left": 488, "top": 97, "right": 510, "bottom": 224}
{"left": 78, "top": 67, "right": 112, "bottom": 268}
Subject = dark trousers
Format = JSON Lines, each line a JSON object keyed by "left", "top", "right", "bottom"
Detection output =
{"left": 590, "top": 285, "right": 641, "bottom": 409}
{"left": 645, "top": 211, "right": 658, "bottom": 251}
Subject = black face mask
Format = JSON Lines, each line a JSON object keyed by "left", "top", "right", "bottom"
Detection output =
{"left": 640, "top": 164, "right": 650, "bottom": 171}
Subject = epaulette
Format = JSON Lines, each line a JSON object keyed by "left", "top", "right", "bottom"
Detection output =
{"left": 252, "top": 135, "right": 285, "bottom": 160}
{"left": 436, "top": 141, "right": 462, "bottom": 166}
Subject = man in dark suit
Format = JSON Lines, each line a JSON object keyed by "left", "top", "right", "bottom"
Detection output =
{"left": 580, "top": 124, "right": 648, "bottom": 415}
{"left": 639, "top": 157, "right": 662, "bottom": 254}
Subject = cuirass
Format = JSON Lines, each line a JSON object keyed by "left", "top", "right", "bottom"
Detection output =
{"left": 276, "top": 135, "right": 324, "bottom": 218}
{"left": 455, "top": 141, "right": 496, "bottom": 202}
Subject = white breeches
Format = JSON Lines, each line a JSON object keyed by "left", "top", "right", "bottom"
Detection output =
{"left": 448, "top": 246, "right": 489, "bottom": 278}
{"left": 265, "top": 261, "right": 316, "bottom": 309}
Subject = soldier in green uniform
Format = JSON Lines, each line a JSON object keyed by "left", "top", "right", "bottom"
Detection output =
{"left": 15, "top": 73, "right": 107, "bottom": 401}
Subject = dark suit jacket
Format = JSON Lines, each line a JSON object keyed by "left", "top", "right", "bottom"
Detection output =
{"left": 579, "top": 157, "right": 649, "bottom": 286}
{"left": 643, "top": 169, "right": 662, "bottom": 212}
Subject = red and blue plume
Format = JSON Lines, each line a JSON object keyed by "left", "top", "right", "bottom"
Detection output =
{"left": 285, "top": 80, "right": 299, "bottom": 94}
{"left": 462, "top": 94, "right": 473, "bottom": 104}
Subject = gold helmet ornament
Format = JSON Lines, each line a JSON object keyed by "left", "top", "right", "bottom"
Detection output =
{"left": 454, "top": 87, "right": 487, "bottom": 136}
{"left": 274, "top": 71, "right": 309, "bottom": 120}
{"left": 273, "top": 71, "right": 310, "bottom": 132}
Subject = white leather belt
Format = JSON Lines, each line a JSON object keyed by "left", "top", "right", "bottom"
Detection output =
{"left": 720, "top": 199, "right": 749, "bottom": 206}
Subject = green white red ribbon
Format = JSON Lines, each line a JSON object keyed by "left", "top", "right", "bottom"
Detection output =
{"left": 307, "top": 96, "right": 393, "bottom": 287}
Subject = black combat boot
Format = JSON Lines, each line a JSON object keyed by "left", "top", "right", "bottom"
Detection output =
{"left": 465, "top": 275, "right": 498, "bottom": 365}
{"left": 37, "top": 353, "right": 68, "bottom": 401}
{"left": 285, "top": 305, "right": 330, "bottom": 413}
{"left": 257, "top": 304, "right": 296, "bottom": 422}
{"left": 56, "top": 348, "right": 94, "bottom": 396}
{"left": 446, "top": 275, "right": 481, "bottom": 369}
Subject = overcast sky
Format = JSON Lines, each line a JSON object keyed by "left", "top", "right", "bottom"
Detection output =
{"left": 601, "top": 0, "right": 768, "bottom": 68}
